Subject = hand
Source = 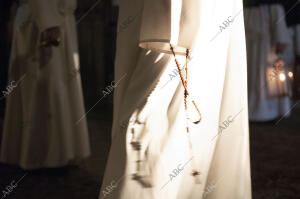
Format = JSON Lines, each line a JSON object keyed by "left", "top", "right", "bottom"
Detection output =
{"left": 40, "top": 26, "right": 61, "bottom": 47}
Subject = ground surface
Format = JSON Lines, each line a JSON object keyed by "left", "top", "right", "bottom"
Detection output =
{"left": 0, "top": 104, "right": 299, "bottom": 199}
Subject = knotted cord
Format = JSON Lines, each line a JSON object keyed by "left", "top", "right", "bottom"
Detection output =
{"left": 170, "top": 44, "right": 202, "bottom": 181}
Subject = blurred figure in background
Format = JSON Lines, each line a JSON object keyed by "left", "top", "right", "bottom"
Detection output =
{"left": 281, "top": 0, "right": 300, "bottom": 99}
{"left": 0, "top": 0, "right": 90, "bottom": 170}
{"left": 244, "top": 0, "right": 292, "bottom": 122}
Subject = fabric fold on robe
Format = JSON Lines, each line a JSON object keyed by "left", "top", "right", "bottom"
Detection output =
{"left": 139, "top": 0, "right": 201, "bottom": 55}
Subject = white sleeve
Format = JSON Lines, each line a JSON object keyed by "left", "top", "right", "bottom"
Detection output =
{"left": 28, "top": 0, "right": 63, "bottom": 32}
{"left": 139, "top": 0, "right": 201, "bottom": 55}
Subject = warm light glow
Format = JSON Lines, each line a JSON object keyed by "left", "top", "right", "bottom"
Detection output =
{"left": 279, "top": 73, "right": 286, "bottom": 82}
{"left": 288, "top": 72, "right": 293, "bottom": 78}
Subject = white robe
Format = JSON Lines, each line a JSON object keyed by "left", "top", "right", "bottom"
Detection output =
{"left": 284, "top": 24, "right": 300, "bottom": 73}
{"left": 99, "top": 0, "right": 251, "bottom": 199}
{"left": 244, "top": 4, "right": 292, "bottom": 121}
{"left": 0, "top": 0, "right": 90, "bottom": 169}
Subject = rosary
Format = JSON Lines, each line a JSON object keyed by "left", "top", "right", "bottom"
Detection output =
{"left": 170, "top": 44, "right": 202, "bottom": 182}
{"left": 130, "top": 44, "right": 203, "bottom": 186}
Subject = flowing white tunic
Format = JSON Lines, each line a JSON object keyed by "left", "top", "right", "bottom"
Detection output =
{"left": 100, "top": 0, "right": 251, "bottom": 198}
{"left": 0, "top": 0, "right": 90, "bottom": 169}
{"left": 244, "top": 4, "right": 292, "bottom": 121}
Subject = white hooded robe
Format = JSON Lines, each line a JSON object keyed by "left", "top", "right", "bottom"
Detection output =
{"left": 0, "top": 0, "right": 90, "bottom": 169}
